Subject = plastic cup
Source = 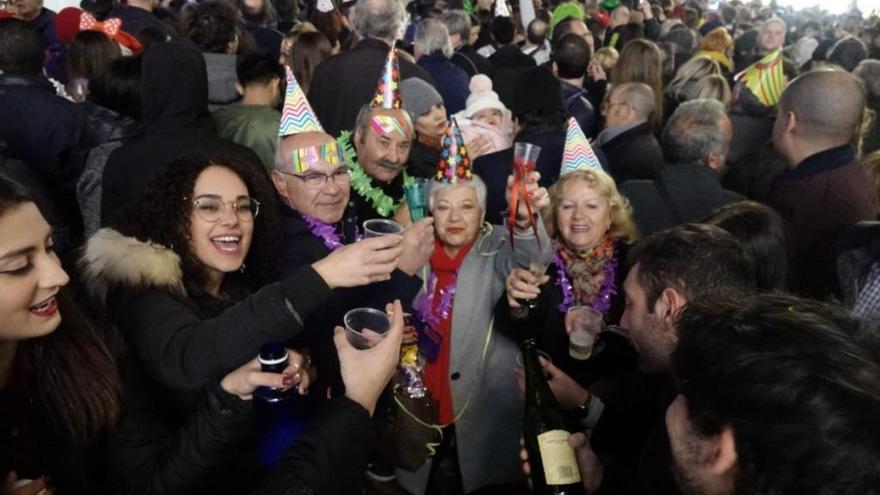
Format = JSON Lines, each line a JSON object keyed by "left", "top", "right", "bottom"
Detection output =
{"left": 512, "top": 142, "right": 541, "bottom": 177}
{"left": 343, "top": 307, "right": 391, "bottom": 350}
{"left": 363, "top": 218, "right": 404, "bottom": 238}
{"left": 567, "top": 306, "right": 604, "bottom": 360}
{"left": 404, "top": 178, "right": 430, "bottom": 222}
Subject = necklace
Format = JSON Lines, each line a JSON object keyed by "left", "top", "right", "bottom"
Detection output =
{"left": 301, "top": 214, "right": 344, "bottom": 251}
{"left": 554, "top": 247, "right": 618, "bottom": 314}
{"left": 338, "top": 131, "right": 413, "bottom": 217}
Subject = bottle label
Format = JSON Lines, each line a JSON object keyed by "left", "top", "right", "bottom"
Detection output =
{"left": 537, "top": 430, "right": 582, "bottom": 485}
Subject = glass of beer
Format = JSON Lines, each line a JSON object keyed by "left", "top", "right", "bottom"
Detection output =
{"left": 567, "top": 306, "right": 604, "bottom": 360}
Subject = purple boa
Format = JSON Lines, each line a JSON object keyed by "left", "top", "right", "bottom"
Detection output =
{"left": 413, "top": 272, "right": 457, "bottom": 361}
{"left": 301, "top": 214, "right": 344, "bottom": 251}
{"left": 554, "top": 250, "right": 618, "bottom": 314}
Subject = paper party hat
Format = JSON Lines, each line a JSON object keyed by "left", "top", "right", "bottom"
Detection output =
{"left": 279, "top": 66, "right": 324, "bottom": 136}
{"left": 435, "top": 119, "right": 472, "bottom": 183}
{"left": 561, "top": 117, "right": 602, "bottom": 175}
{"left": 372, "top": 49, "right": 402, "bottom": 109}
{"left": 734, "top": 49, "right": 786, "bottom": 107}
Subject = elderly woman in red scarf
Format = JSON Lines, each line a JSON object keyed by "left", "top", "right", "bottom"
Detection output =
{"left": 395, "top": 123, "right": 550, "bottom": 494}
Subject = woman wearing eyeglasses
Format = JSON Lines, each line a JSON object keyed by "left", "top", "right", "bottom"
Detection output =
{"left": 79, "top": 152, "right": 405, "bottom": 493}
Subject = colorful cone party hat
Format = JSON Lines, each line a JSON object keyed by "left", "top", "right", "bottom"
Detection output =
{"left": 279, "top": 66, "right": 324, "bottom": 136}
{"left": 561, "top": 117, "right": 602, "bottom": 175}
{"left": 372, "top": 49, "right": 402, "bottom": 109}
{"left": 436, "top": 119, "right": 472, "bottom": 183}
{"left": 734, "top": 49, "right": 786, "bottom": 108}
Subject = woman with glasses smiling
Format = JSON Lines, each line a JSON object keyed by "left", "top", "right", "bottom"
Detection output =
{"left": 79, "top": 151, "right": 404, "bottom": 492}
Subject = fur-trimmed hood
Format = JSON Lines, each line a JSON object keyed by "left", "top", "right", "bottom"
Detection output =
{"left": 79, "top": 228, "right": 185, "bottom": 307}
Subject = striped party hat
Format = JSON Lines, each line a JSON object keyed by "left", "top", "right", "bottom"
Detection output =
{"left": 734, "top": 49, "right": 786, "bottom": 108}
{"left": 372, "top": 49, "right": 401, "bottom": 109}
{"left": 279, "top": 66, "right": 323, "bottom": 137}
{"left": 561, "top": 117, "right": 602, "bottom": 175}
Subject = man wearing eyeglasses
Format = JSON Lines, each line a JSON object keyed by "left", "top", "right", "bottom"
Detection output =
{"left": 595, "top": 82, "right": 663, "bottom": 184}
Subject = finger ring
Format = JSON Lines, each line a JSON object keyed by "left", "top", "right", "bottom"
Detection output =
{"left": 292, "top": 362, "right": 300, "bottom": 369}
{"left": 294, "top": 373, "right": 302, "bottom": 381}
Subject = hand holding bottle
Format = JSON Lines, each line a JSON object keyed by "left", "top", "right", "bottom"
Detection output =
{"left": 312, "top": 235, "right": 403, "bottom": 288}
{"left": 519, "top": 433, "right": 604, "bottom": 494}
{"left": 220, "top": 349, "right": 310, "bottom": 400}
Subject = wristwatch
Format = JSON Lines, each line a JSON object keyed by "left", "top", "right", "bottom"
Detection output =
{"left": 574, "top": 394, "right": 605, "bottom": 429}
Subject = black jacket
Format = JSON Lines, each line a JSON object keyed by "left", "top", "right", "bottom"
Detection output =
{"left": 308, "top": 38, "right": 435, "bottom": 138}
{"left": 451, "top": 44, "right": 494, "bottom": 78}
{"left": 488, "top": 45, "right": 537, "bottom": 110}
{"left": 836, "top": 222, "right": 880, "bottom": 308}
{"left": 108, "top": 4, "right": 178, "bottom": 43}
{"left": 619, "top": 162, "right": 745, "bottom": 237}
{"left": 100, "top": 40, "right": 259, "bottom": 227}
{"left": 598, "top": 123, "right": 663, "bottom": 184}
{"left": 0, "top": 73, "right": 87, "bottom": 236}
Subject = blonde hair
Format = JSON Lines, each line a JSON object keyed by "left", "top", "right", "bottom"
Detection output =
{"left": 699, "top": 27, "right": 733, "bottom": 53}
{"left": 593, "top": 46, "right": 619, "bottom": 73}
{"left": 666, "top": 55, "right": 721, "bottom": 98}
{"left": 542, "top": 169, "right": 639, "bottom": 243}
{"left": 690, "top": 74, "right": 731, "bottom": 106}
{"left": 611, "top": 39, "right": 664, "bottom": 130}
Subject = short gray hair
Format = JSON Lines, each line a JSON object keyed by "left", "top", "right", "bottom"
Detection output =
{"left": 761, "top": 17, "right": 787, "bottom": 33}
{"left": 415, "top": 18, "right": 453, "bottom": 58}
{"left": 428, "top": 175, "right": 488, "bottom": 212}
{"left": 615, "top": 82, "right": 655, "bottom": 123}
{"left": 442, "top": 10, "right": 471, "bottom": 42}
{"left": 351, "top": 0, "right": 407, "bottom": 41}
{"left": 661, "top": 99, "right": 729, "bottom": 164}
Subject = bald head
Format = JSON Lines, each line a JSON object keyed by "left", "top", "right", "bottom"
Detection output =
{"left": 613, "top": 82, "right": 655, "bottom": 123}
{"left": 778, "top": 69, "right": 865, "bottom": 145}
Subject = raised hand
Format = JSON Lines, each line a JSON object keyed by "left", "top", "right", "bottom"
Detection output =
{"left": 312, "top": 235, "right": 403, "bottom": 288}
{"left": 398, "top": 218, "right": 435, "bottom": 276}
{"left": 506, "top": 268, "right": 548, "bottom": 307}
{"left": 334, "top": 300, "right": 405, "bottom": 416}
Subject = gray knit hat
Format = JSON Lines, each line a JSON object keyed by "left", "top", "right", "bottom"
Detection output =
{"left": 401, "top": 78, "right": 444, "bottom": 121}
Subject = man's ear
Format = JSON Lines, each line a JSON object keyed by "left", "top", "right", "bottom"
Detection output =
{"left": 708, "top": 426, "right": 738, "bottom": 475}
{"left": 783, "top": 110, "right": 797, "bottom": 136}
{"left": 270, "top": 171, "right": 289, "bottom": 203}
{"left": 235, "top": 82, "right": 245, "bottom": 97}
{"left": 655, "top": 287, "right": 687, "bottom": 329}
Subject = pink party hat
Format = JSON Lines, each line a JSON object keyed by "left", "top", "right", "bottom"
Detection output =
{"left": 279, "top": 66, "right": 324, "bottom": 136}
{"left": 560, "top": 117, "right": 602, "bottom": 175}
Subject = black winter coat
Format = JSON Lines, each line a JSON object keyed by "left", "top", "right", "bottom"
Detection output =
{"left": 598, "top": 123, "right": 663, "bottom": 184}
{"left": 308, "top": 38, "right": 435, "bottom": 138}
{"left": 619, "top": 162, "right": 745, "bottom": 237}
{"left": 100, "top": 40, "right": 259, "bottom": 227}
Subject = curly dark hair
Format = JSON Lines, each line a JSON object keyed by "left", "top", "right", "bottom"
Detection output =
{"left": 119, "top": 152, "right": 280, "bottom": 298}
{"left": 185, "top": 0, "right": 241, "bottom": 54}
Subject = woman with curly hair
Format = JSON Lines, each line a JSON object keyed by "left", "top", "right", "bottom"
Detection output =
{"left": 79, "top": 152, "right": 403, "bottom": 492}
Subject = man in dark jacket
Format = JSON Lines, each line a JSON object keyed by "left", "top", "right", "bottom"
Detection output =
{"left": 100, "top": 40, "right": 260, "bottom": 226}
{"left": 769, "top": 70, "right": 878, "bottom": 299}
{"left": 0, "top": 18, "right": 85, "bottom": 241}
{"left": 552, "top": 33, "right": 599, "bottom": 139}
{"left": 442, "top": 10, "right": 493, "bottom": 78}
{"left": 413, "top": 18, "right": 469, "bottom": 115}
{"left": 488, "top": 16, "right": 536, "bottom": 109}
{"left": 308, "top": 0, "right": 434, "bottom": 138}
{"left": 107, "top": 0, "right": 177, "bottom": 43}
{"left": 620, "top": 99, "right": 744, "bottom": 237}
{"left": 596, "top": 82, "right": 663, "bottom": 183}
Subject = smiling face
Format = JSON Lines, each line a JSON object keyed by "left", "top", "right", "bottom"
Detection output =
{"left": 0, "top": 202, "right": 69, "bottom": 342}
{"left": 432, "top": 184, "right": 483, "bottom": 253}
{"left": 273, "top": 133, "right": 350, "bottom": 223}
{"left": 554, "top": 178, "right": 612, "bottom": 252}
{"left": 415, "top": 103, "right": 449, "bottom": 138}
{"left": 354, "top": 109, "right": 414, "bottom": 184}
{"left": 187, "top": 166, "right": 255, "bottom": 288}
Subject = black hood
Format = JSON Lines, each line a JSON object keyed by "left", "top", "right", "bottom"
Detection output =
{"left": 140, "top": 40, "right": 215, "bottom": 132}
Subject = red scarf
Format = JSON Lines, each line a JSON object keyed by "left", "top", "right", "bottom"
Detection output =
{"left": 424, "top": 237, "right": 474, "bottom": 424}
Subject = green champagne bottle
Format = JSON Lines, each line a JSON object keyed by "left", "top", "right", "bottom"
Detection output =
{"left": 522, "top": 338, "right": 584, "bottom": 495}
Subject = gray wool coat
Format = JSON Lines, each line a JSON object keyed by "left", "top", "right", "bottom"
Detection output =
{"left": 397, "top": 220, "right": 550, "bottom": 494}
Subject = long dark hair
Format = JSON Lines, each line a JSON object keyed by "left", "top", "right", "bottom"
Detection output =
{"left": 119, "top": 153, "right": 280, "bottom": 298}
{"left": 0, "top": 175, "right": 120, "bottom": 444}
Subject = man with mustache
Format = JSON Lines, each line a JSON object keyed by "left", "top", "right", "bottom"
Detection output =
{"left": 338, "top": 49, "right": 417, "bottom": 223}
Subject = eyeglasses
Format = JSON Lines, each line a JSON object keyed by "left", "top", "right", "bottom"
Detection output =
{"left": 191, "top": 196, "right": 261, "bottom": 223}
{"left": 282, "top": 167, "right": 351, "bottom": 188}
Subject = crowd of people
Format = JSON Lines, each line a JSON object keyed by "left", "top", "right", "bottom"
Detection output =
{"left": 1, "top": 0, "right": 880, "bottom": 493}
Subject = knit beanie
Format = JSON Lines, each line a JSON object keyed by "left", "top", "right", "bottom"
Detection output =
{"left": 511, "top": 66, "right": 566, "bottom": 117}
{"left": 401, "top": 78, "right": 444, "bottom": 121}
{"left": 463, "top": 75, "right": 506, "bottom": 118}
